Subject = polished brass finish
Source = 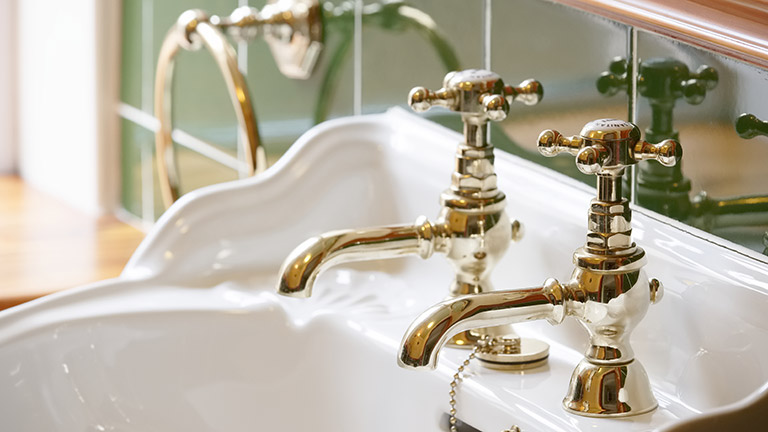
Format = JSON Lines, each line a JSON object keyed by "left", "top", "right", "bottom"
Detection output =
{"left": 214, "top": 1, "right": 323, "bottom": 80}
{"left": 448, "top": 344, "right": 482, "bottom": 432}
{"left": 279, "top": 217, "right": 436, "bottom": 298}
{"left": 563, "top": 359, "right": 657, "bottom": 417}
{"left": 155, "top": 0, "right": 323, "bottom": 208}
{"left": 155, "top": 9, "right": 263, "bottom": 207}
{"left": 399, "top": 119, "right": 677, "bottom": 417}
{"left": 399, "top": 280, "right": 567, "bottom": 369}
{"left": 278, "top": 69, "right": 543, "bottom": 353}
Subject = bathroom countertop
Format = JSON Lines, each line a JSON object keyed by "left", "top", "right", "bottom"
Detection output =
{"left": 0, "top": 176, "right": 145, "bottom": 310}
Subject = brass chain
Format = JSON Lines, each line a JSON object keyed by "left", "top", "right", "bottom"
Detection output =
{"left": 448, "top": 345, "right": 479, "bottom": 432}
{"left": 447, "top": 336, "right": 521, "bottom": 432}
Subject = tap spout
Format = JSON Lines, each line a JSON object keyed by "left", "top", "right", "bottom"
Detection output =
{"left": 398, "top": 278, "right": 566, "bottom": 369}
{"left": 278, "top": 217, "right": 437, "bottom": 297}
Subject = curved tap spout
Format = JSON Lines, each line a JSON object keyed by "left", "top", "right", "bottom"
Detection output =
{"left": 398, "top": 279, "right": 566, "bottom": 369}
{"left": 278, "top": 217, "right": 437, "bottom": 297}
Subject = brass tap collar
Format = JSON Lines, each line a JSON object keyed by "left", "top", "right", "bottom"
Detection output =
{"left": 573, "top": 246, "right": 646, "bottom": 273}
{"left": 439, "top": 191, "right": 507, "bottom": 213}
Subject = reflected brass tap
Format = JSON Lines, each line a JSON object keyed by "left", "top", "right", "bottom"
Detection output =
{"left": 599, "top": 57, "right": 716, "bottom": 217}
{"left": 735, "top": 113, "right": 768, "bottom": 254}
{"left": 599, "top": 58, "right": 768, "bottom": 245}
{"left": 278, "top": 69, "right": 542, "bottom": 349}
{"left": 399, "top": 119, "right": 678, "bottom": 417}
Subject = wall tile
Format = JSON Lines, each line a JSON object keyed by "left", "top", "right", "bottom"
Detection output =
{"left": 120, "top": 0, "right": 144, "bottom": 109}
{"left": 153, "top": 0, "right": 241, "bottom": 149}
{"left": 246, "top": 0, "right": 354, "bottom": 158}
{"left": 360, "top": 0, "right": 483, "bottom": 130}
{"left": 120, "top": 118, "right": 150, "bottom": 218}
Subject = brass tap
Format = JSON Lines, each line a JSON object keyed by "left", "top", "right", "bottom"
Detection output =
{"left": 277, "top": 69, "right": 542, "bottom": 351}
{"left": 398, "top": 119, "right": 679, "bottom": 417}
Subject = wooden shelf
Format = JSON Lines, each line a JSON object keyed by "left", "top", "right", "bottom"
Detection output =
{"left": 555, "top": 0, "right": 768, "bottom": 68}
{"left": 0, "top": 177, "right": 145, "bottom": 310}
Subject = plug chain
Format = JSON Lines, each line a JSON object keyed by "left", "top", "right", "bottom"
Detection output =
{"left": 448, "top": 336, "right": 521, "bottom": 432}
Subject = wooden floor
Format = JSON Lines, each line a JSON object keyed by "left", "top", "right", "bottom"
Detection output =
{"left": 0, "top": 177, "right": 145, "bottom": 310}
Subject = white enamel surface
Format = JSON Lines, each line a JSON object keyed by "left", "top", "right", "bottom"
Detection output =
{"left": 2, "top": 108, "right": 767, "bottom": 431}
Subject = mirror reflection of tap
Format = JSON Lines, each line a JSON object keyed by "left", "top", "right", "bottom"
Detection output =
{"left": 735, "top": 113, "right": 768, "bottom": 255}
{"left": 278, "top": 69, "right": 547, "bottom": 360}
{"left": 155, "top": 0, "right": 324, "bottom": 207}
{"left": 598, "top": 57, "right": 717, "bottom": 217}
{"left": 399, "top": 119, "right": 679, "bottom": 418}
{"left": 599, "top": 58, "right": 768, "bottom": 246}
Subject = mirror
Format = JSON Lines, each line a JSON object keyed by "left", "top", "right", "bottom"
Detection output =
{"left": 119, "top": 0, "right": 768, "bottom": 255}
{"left": 491, "top": 0, "right": 629, "bottom": 186}
{"left": 634, "top": 30, "right": 768, "bottom": 253}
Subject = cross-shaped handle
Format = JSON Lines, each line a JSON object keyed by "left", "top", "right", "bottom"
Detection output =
{"left": 538, "top": 119, "right": 679, "bottom": 175}
{"left": 735, "top": 113, "right": 768, "bottom": 139}
{"left": 597, "top": 57, "right": 718, "bottom": 106}
{"left": 409, "top": 69, "right": 542, "bottom": 123}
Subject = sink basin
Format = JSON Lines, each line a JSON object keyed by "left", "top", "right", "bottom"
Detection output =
{"left": 0, "top": 278, "right": 449, "bottom": 431}
{"left": 1, "top": 108, "right": 767, "bottom": 431}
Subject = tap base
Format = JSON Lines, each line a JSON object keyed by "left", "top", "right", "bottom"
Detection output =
{"left": 563, "top": 358, "right": 657, "bottom": 417}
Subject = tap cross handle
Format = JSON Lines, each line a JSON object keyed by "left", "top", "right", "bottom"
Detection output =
{"left": 596, "top": 57, "right": 629, "bottom": 97}
{"left": 681, "top": 64, "right": 718, "bottom": 104}
{"left": 409, "top": 69, "right": 542, "bottom": 123}
{"left": 736, "top": 113, "right": 768, "bottom": 139}
{"left": 504, "top": 78, "right": 543, "bottom": 106}
{"left": 597, "top": 57, "right": 718, "bottom": 105}
{"left": 538, "top": 119, "right": 679, "bottom": 175}
{"left": 210, "top": 1, "right": 324, "bottom": 80}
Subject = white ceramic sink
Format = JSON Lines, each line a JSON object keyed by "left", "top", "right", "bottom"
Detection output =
{"left": 1, "top": 108, "right": 767, "bottom": 431}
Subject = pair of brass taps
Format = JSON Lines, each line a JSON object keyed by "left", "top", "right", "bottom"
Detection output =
{"left": 276, "top": 69, "right": 679, "bottom": 418}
